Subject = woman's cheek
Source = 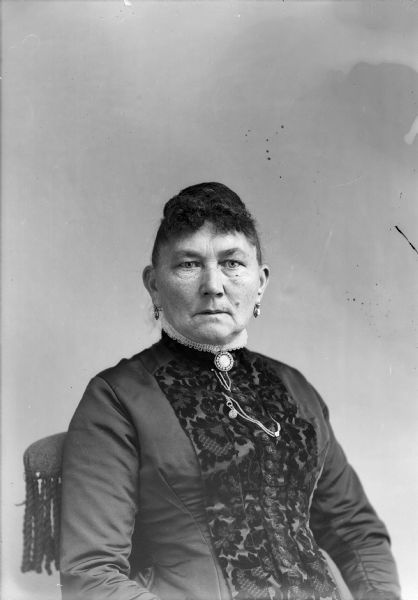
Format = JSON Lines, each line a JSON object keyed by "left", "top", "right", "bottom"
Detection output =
{"left": 171, "top": 279, "right": 197, "bottom": 304}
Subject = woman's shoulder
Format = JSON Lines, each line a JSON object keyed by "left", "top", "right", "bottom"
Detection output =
{"left": 91, "top": 338, "right": 170, "bottom": 393}
{"left": 70, "top": 341, "right": 168, "bottom": 424}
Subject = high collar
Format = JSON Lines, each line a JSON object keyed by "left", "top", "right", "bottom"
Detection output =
{"left": 160, "top": 331, "right": 246, "bottom": 370}
{"left": 160, "top": 315, "right": 248, "bottom": 354}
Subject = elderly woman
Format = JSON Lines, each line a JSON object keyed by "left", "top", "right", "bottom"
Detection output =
{"left": 59, "top": 183, "right": 401, "bottom": 600}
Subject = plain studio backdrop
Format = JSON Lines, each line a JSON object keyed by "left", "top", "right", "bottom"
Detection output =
{"left": 2, "top": 1, "right": 417, "bottom": 599}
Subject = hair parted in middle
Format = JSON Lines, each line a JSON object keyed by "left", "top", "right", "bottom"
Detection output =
{"left": 151, "top": 182, "right": 262, "bottom": 266}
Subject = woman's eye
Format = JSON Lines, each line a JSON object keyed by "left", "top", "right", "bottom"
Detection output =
{"left": 223, "top": 260, "right": 241, "bottom": 269}
{"left": 180, "top": 261, "right": 199, "bottom": 269}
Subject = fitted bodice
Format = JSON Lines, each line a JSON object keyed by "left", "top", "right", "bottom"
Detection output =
{"left": 60, "top": 334, "right": 400, "bottom": 600}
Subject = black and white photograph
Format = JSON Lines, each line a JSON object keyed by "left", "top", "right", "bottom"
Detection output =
{"left": 2, "top": 2, "right": 417, "bottom": 599}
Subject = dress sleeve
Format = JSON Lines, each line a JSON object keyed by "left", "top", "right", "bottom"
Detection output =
{"left": 309, "top": 398, "right": 401, "bottom": 600}
{"left": 59, "top": 376, "right": 160, "bottom": 600}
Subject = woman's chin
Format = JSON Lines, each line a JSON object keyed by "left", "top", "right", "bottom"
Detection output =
{"left": 188, "top": 323, "right": 237, "bottom": 347}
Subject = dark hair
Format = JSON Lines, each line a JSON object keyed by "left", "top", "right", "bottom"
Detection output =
{"left": 151, "top": 182, "right": 262, "bottom": 265}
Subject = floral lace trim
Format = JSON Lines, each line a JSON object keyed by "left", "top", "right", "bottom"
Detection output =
{"left": 154, "top": 345, "right": 340, "bottom": 600}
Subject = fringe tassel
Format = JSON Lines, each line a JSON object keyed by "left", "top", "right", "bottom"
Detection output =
{"left": 21, "top": 472, "right": 62, "bottom": 574}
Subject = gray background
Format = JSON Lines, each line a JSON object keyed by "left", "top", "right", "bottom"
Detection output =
{"left": 2, "top": 1, "right": 417, "bottom": 598}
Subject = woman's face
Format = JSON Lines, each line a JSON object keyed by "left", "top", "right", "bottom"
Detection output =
{"left": 143, "top": 222, "right": 269, "bottom": 346}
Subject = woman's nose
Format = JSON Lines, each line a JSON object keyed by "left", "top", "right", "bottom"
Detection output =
{"left": 200, "top": 267, "right": 224, "bottom": 296}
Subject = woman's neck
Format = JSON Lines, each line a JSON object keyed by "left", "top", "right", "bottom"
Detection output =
{"left": 160, "top": 315, "right": 248, "bottom": 354}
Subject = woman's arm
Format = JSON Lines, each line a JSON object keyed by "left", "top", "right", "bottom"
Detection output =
{"left": 310, "top": 399, "right": 401, "bottom": 600}
{"left": 60, "top": 376, "right": 159, "bottom": 600}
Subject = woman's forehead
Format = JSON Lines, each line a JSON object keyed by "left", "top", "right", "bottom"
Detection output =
{"left": 164, "top": 224, "right": 256, "bottom": 257}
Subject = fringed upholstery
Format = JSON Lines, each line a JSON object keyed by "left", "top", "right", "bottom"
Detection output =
{"left": 21, "top": 432, "right": 66, "bottom": 574}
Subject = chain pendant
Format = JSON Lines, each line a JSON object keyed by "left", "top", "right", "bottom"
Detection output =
{"left": 213, "top": 357, "right": 281, "bottom": 440}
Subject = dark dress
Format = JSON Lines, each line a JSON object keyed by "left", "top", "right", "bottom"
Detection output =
{"left": 59, "top": 333, "right": 401, "bottom": 600}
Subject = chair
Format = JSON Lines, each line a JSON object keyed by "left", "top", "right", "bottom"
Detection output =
{"left": 21, "top": 432, "right": 66, "bottom": 575}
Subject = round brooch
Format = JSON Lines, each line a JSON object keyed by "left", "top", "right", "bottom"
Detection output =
{"left": 214, "top": 351, "right": 234, "bottom": 372}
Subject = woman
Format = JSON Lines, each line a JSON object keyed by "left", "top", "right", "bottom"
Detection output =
{"left": 60, "top": 182, "right": 401, "bottom": 600}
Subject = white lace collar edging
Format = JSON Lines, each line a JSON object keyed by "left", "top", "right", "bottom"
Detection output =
{"left": 161, "top": 315, "right": 248, "bottom": 354}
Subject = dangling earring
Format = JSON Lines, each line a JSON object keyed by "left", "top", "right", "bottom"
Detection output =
{"left": 253, "top": 302, "right": 261, "bottom": 318}
{"left": 153, "top": 304, "right": 161, "bottom": 320}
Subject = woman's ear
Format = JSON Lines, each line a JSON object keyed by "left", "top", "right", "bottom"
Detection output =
{"left": 142, "top": 265, "right": 159, "bottom": 305}
{"left": 258, "top": 264, "right": 270, "bottom": 300}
